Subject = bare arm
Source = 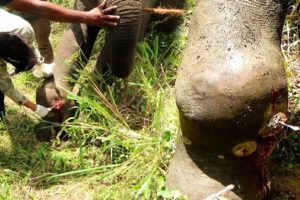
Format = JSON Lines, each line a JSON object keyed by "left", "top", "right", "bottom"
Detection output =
{"left": 23, "top": 100, "right": 37, "bottom": 111}
{"left": 5, "top": 0, "right": 120, "bottom": 27}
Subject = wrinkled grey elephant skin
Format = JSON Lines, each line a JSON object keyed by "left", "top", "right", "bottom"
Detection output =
{"left": 167, "top": 0, "right": 289, "bottom": 199}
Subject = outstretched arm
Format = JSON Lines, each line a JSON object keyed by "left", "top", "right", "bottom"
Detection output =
{"left": 5, "top": 0, "right": 120, "bottom": 27}
{"left": 0, "top": 64, "right": 51, "bottom": 117}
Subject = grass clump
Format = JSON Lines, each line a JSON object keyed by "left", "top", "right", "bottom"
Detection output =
{"left": 49, "top": 25, "right": 188, "bottom": 199}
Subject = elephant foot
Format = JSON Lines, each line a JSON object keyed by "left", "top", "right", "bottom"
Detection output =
{"left": 35, "top": 122, "right": 55, "bottom": 142}
{"left": 35, "top": 101, "right": 70, "bottom": 142}
{"left": 167, "top": 112, "right": 288, "bottom": 200}
{"left": 35, "top": 122, "right": 68, "bottom": 142}
{"left": 34, "top": 102, "right": 76, "bottom": 142}
{"left": 166, "top": 135, "right": 279, "bottom": 200}
{"left": 166, "top": 137, "right": 242, "bottom": 200}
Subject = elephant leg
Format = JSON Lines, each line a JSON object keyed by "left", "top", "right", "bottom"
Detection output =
{"left": 53, "top": 0, "right": 100, "bottom": 100}
{"left": 167, "top": 137, "right": 243, "bottom": 200}
{"left": 36, "top": 0, "right": 100, "bottom": 140}
{"left": 167, "top": 0, "right": 288, "bottom": 199}
{"left": 53, "top": 23, "right": 100, "bottom": 100}
{"left": 35, "top": 77, "right": 64, "bottom": 141}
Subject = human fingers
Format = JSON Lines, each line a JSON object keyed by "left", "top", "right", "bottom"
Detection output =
{"left": 102, "top": 14, "right": 120, "bottom": 21}
{"left": 102, "top": 5, "right": 118, "bottom": 14}
{"left": 101, "top": 20, "right": 118, "bottom": 27}
{"left": 99, "top": 0, "right": 107, "bottom": 9}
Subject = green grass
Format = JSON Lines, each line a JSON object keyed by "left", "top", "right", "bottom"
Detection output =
{"left": 0, "top": 0, "right": 300, "bottom": 199}
{"left": 273, "top": 0, "right": 300, "bottom": 168}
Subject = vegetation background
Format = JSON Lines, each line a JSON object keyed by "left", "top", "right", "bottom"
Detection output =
{"left": 0, "top": 0, "right": 299, "bottom": 199}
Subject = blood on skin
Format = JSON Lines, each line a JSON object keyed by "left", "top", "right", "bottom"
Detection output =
{"left": 53, "top": 100, "right": 64, "bottom": 111}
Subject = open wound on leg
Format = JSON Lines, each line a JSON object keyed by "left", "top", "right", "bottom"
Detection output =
{"left": 232, "top": 141, "right": 258, "bottom": 157}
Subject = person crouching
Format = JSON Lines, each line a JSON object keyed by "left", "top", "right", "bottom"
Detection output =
{"left": 0, "top": 32, "right": 51, "bottom": 118}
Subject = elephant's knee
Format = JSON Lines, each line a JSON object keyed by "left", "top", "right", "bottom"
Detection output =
{"left": 175, "top": 56, "right": 288, "bottom": 149}
{"left": 175, "top": 65, "right": 241, "bottom": 124}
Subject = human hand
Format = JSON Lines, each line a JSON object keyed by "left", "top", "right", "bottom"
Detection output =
{"left": 85, "top": 0, "right": 120, "bottom": 27}
{"left": 35, "top": 104, "right": 51, "bottom": 118}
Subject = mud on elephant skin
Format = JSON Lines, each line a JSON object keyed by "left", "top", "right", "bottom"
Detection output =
{"left": 167, "top": 0, "right": 289, "bottom": 199}
{"left": 35, "top": 0, "right": 185, "bottom": 139}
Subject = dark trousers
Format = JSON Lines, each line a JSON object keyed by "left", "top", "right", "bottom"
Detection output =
{"left": 0, "top": 91, "right": 5, "bottom": 117}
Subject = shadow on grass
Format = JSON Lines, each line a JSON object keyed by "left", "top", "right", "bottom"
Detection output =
{"left": 0, "top": 112, "right": 77, "bottom": 190}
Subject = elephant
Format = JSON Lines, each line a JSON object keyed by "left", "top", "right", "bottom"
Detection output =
{"left": 166, "top": 0, "right": 289, "bottom": 199}
{"left": 35, "top": 0, "right": 184, "bottom": 140}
